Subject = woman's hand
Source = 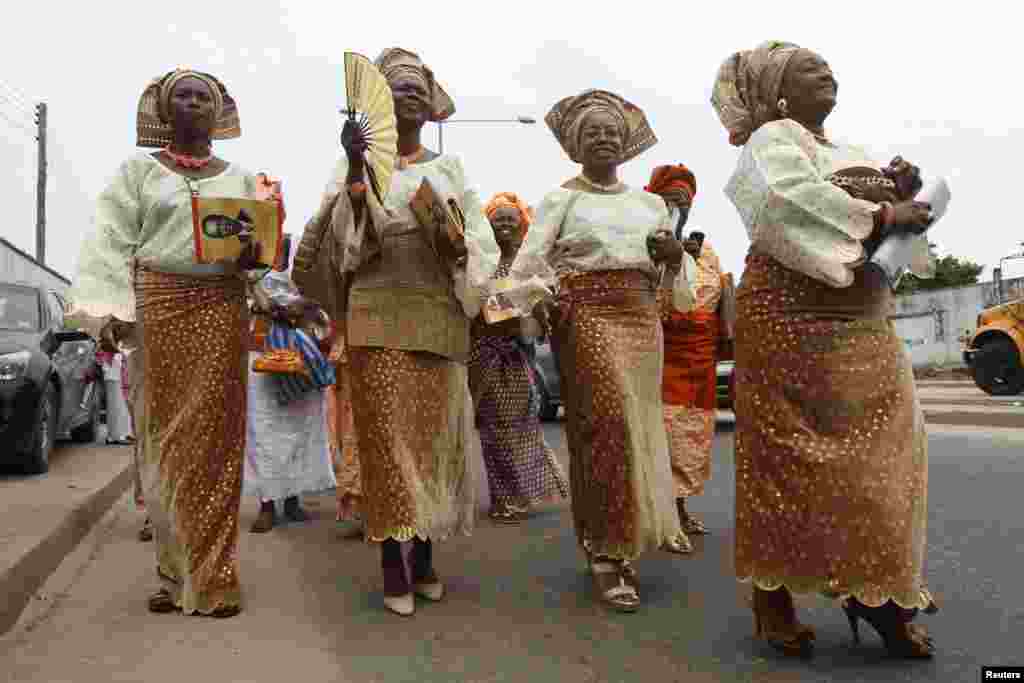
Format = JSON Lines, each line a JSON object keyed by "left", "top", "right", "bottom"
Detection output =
{"left": 647, "top": 230, "right": 683, "bottom": 267}
{"left": 885, "top": 200, "right": 933, "bottom": 236}
{"left": 487, "top": 317, "right": 525, "bottom": 336}
{"left": 659, "top": 189, "right": 692, "bottom": 211}
{"left": 101, "top": 318, "right": 135, "bottom": 349}
{"left": 883, "top": 156, "right": 923, "bottom": 200}
{"left": 531, "top": 299, "right": 558, "bottom": 337}
{"left": 340, "top": 119, "right": 368, "bottom": 176}
{"left": 437, "top": 233, "right": 468, "bottom": 266}
{"left": 235, "top": 240, "right": 263, "bottom": 270}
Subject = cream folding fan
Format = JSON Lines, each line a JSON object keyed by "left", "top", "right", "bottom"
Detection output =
{"left": 343, "top": 51, "right": 398, "bottom": 207}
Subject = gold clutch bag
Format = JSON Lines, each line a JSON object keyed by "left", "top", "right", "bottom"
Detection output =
{"left": 252, "top": 349, "right": 310, "bottom": 377}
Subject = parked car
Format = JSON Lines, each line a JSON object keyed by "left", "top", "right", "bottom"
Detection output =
{"left": 716, "top": 360, "right": 736, "bottom": 410}
{"left": 963, "top": 298, "right": 1024, "bottom": 396}
{"left": 0, "top": 282, "right": 102, "bottom": 473}
{"left": 530, "top": 339, "right": 561, "bottom": 421}
{"left": 531, "top": 339, "right": 737, "bottom": 417}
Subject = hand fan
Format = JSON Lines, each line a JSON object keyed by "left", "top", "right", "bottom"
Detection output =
{"left": 343, "top": 52, "right": 398, "bottom": 207}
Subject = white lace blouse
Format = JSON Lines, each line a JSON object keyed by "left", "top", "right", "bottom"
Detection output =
{"left": 725, "top": 119, "right": 933, "bottom": 288}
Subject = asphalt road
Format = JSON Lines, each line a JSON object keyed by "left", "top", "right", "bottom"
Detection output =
{"left": 1, "top": 418, "right": 1021, "bottom": 683}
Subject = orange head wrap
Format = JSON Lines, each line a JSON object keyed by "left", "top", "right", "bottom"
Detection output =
{"left": 484, "top": 192, "right": 532, "bottom": 235}
{"left": 644, "top": 164, "right": 697, "bottom": 203}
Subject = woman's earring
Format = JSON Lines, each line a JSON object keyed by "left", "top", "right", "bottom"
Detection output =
{"left": 777, "top": 98, "right": 789, "bottom": 116}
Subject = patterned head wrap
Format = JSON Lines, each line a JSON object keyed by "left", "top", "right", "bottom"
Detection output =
{"left": 484, "top": 192, "right": 532, "bottom": 235}
{"left": 136, "top": 69, "right": 240, "bottom": 148}
{"left": 645, "top": 164, "right": 697, "bottom": 203}
{"left": 545, "top": 89, "right": 657, "bottom": 164}
{"left": 711, "top": 40, "right": 802, "bottom": 146}
{"left": 374, "top": 47, "right": 455, "bottom": 122}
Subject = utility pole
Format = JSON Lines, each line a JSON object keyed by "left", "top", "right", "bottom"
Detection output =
{"left": 34, "top": 102, "right": 47, "bottom": 266}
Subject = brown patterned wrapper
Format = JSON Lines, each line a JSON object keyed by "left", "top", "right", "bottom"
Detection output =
{"left": 554, "top": 270, "right": 680, "bottom": 561}
{"left": 347, "top": 348, "right": 475, "bottom": 543}
{"left": 135, "top": 266, "right": 248, "bottom": 615}
{"left": 734, "top": 253, "right": 932, "bottom": 608}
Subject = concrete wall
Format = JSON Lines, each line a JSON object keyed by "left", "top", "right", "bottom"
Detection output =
{"left": 0, "top": 238, "right": 70, "bottom": 297}
{"left": 891, "top": 276, "right": 1024, "bottom": 367}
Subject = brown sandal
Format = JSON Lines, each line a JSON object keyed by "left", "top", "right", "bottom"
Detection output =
{"left": 250, "top": 501, "right": 276, "bottom": 533}
{"left": 205, "top": 605, "right": 242, "bottom": 619}
{"left": 751, "top": 587, "right": 815, "bottom": 658}
{"left": 677, "top": 498, "right": 709, "bottom": 535}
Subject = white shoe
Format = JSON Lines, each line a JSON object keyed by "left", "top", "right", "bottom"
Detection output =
{"left": 413, "top": 580, "right": 445, "bottom": 602}
{"left": 383, "top": 593, "right": 415, "bottom": 616}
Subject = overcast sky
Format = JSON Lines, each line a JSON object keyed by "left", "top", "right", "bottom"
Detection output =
{"left": 2, "top": 1, "right": 1022, "bottom": 285}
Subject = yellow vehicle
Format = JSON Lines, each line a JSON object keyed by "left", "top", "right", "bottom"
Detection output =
{"left": 963, "top": 299, "right": 1024, "bottom": 395}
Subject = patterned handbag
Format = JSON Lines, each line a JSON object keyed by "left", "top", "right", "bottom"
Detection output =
{"left": 252, "top": 348, "right": 310, "bottom": 377}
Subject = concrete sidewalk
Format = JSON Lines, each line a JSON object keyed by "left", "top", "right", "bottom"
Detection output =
{"left": 0, "top": 441, "right": 133, "bottom": 635}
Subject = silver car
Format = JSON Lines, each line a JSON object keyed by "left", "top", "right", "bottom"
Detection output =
{"left": 529, "top": 339, "right": 561, "bottom": 421}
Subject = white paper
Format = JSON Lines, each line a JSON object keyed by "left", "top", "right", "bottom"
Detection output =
{"left": 918, "top": 177, "right": 951, "bottom": 224}
{"left": 869, "top": 177, "right": 951, "bottom": 289}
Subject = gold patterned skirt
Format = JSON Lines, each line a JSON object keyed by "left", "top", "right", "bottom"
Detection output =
{"left": 553, "top": 270, "right": 680, "bottom": 561}
{"left": 347, "top": 347, "right": 476, "bottom": 543}
{"left": 328, "top": 360, "right": 362, "bottom": 520}
{"left": 734, "top": 254, "right": 931, "bottom": 609}
{"left": 134, "top": 267, "right": 248, "bottom": 615}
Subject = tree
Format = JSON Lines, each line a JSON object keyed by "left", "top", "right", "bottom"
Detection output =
{"left": 894, "top": 242, "right": 983, "bottom": 294}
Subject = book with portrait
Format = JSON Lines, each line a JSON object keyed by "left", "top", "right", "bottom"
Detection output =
{"left": 191, "top": 196, "right": 284, "bottom": 270}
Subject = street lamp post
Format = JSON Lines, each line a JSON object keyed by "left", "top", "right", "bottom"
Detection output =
{"left": 436, "top": 116, "right": 537, "bottom": 154}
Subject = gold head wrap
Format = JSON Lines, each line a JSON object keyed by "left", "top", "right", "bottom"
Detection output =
{"left": 710, "top": 40, "right": 802, "bottom": 146}
{"left": 374, "top": 48, "right": 455, "bottom": 122}
{"left": 136, "top": 69, "right": 240, "bottom": 148}
{"left": 545, "top": 89, "right": 656, "bottom": 164}
{"left": 484, "top": 192, "right": 532, "bottom": 236}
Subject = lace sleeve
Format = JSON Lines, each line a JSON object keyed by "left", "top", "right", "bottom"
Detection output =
{"left": 726, "top": 120, "right": 878, "bottom": 288}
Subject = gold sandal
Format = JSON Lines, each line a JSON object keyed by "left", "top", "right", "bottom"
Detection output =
{"left": 590, "top": 559, "right": 640, "bottom": 613}
{"left": 489, "top": 506, "right": 522, "bottom": 525}
{"left": 662, "top": 530, "right": 694, "bottom": 554}
{"left": 682, "top": 513, "right": 709, "bottom": 535}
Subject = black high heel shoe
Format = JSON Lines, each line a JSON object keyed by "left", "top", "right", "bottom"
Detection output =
{"left": 842, "top": 598, "right": 935, "bottom": 658}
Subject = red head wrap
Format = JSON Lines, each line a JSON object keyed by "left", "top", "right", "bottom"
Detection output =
{"left": 484, "top": 192, "right": 532, "bottom": 235}
{"left": 644, "top": 164, "right": 697, "bottom": 203}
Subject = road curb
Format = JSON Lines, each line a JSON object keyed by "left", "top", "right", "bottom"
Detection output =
{"left": 0, "top": 460, "right": 133, "bottom": 637}
{"left": 924, "top": 411, "right": 1024, "bottom": 429}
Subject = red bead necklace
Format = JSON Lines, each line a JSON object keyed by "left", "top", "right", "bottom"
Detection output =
{"left": 163, "top": 146, "right": 213, "bottom": 170}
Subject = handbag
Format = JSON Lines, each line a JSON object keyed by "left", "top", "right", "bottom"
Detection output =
{"left": 252, "top": 349, "right": 310, "bottom": 377}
